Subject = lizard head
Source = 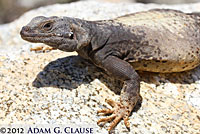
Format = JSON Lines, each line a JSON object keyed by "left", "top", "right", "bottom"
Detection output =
{"left": 20, "top": 16, "right": 90, "bottom": 52}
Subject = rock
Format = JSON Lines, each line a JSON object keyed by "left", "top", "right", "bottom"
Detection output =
{"left": 136, "top": 0, "right": 200, "bottom": 4}
{"left": 0, "top": 1, "right": 199, "bottom": 133}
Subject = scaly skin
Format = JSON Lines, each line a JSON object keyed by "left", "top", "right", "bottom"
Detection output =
{"left": 20, "top": 9, "right": 200, "bottom": 132}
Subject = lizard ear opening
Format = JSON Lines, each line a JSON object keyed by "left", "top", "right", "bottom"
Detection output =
{"left": 63, "top": 31, "right": 74, "bottom": 39}
{"left": 69, "top": 32, "right": 74, "bottom": 39}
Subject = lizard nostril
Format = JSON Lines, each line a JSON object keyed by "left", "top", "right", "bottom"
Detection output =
{"left": 20, "top": 26, "right": 31, "bottom": 36}
{"left": 22, "top": 26, "right": 30, "bottom": 31}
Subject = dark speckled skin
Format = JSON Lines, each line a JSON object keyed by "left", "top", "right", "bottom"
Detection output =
{"left": 20, "top": 9, "right": 200, "bottom": 132}
{"left": 114, "top": 9, "right": 200, "bottom": 72}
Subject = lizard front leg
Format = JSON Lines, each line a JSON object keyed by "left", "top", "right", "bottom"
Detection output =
{"left": 96, "top": 56, "right": 141, "bottom": 131}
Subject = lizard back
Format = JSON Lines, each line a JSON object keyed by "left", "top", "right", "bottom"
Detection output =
{"left": 111, "top": 9, "right": 200, "bottom": 72}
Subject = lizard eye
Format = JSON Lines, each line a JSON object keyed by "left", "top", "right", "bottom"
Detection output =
{"left": 42, "top": 22, "right": 53, "bottom": 31}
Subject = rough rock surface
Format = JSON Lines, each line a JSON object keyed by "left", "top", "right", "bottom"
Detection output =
{"left": 0, "top": 1, "right": 200, "bottom": 133}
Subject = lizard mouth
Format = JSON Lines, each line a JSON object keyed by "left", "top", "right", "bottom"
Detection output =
{"left": 20, "top": 26, "right": 74, "bottom": 42}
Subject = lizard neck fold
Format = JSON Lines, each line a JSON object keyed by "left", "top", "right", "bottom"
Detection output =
{"left": 86, "top": 20, "right": 113, "bottom": 51}
{"left": 76, "top": 20, "right": 113, "bottom": 60}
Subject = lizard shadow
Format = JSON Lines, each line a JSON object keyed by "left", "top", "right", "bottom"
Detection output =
{"left": 32, "top": 55, "right": 123, "bottom": 92}
{"left": 32, "top": 55, "right": 200, "bottom": 111}
{"left": 32, "top": 55, "right": 141, "bottom": 111}
{"left": 138, "top": 66, "right": 200, "bottom": 86}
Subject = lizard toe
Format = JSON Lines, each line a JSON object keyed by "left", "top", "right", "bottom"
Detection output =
{"left": 97, "top": 109, "right": 114, "bottom": 115}
{"left": 97, "top": 98, "right": 117, "bottom": 115}
{"left": 107, "top": 115, "right": 123, "bottom": 131}
{"left": 97, "top": 100, "right": 132, "bottom": 131}
{"left": 97, "top": 114, "right": 116, "bottom": 125}
{"left": 123, "top": 116, "right": 130, "bottom": 130}
{"left": 105, "top": 98, "right": 116, "bottom": 108}
{"left": 30, "top": 46, "right": 56, "bottom": 52}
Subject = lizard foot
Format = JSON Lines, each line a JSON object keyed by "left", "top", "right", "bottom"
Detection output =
{"left": 30, "top": 46, "right": 57, "bottom": 52}
{"left": 97, "top": 99, "right": 131, "bottom": 131}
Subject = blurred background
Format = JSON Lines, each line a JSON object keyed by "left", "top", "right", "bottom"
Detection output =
{"left": 0, "top": 0, "right": 200, "bottom": 24}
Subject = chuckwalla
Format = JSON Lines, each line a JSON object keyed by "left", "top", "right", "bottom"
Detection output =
{"left": 20, "top": 9, "right": 200, "bottom": 131}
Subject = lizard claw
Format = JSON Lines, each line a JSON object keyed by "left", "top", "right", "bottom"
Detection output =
{"left": 97, "top": 99, "right": 131, "bottom": 131}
